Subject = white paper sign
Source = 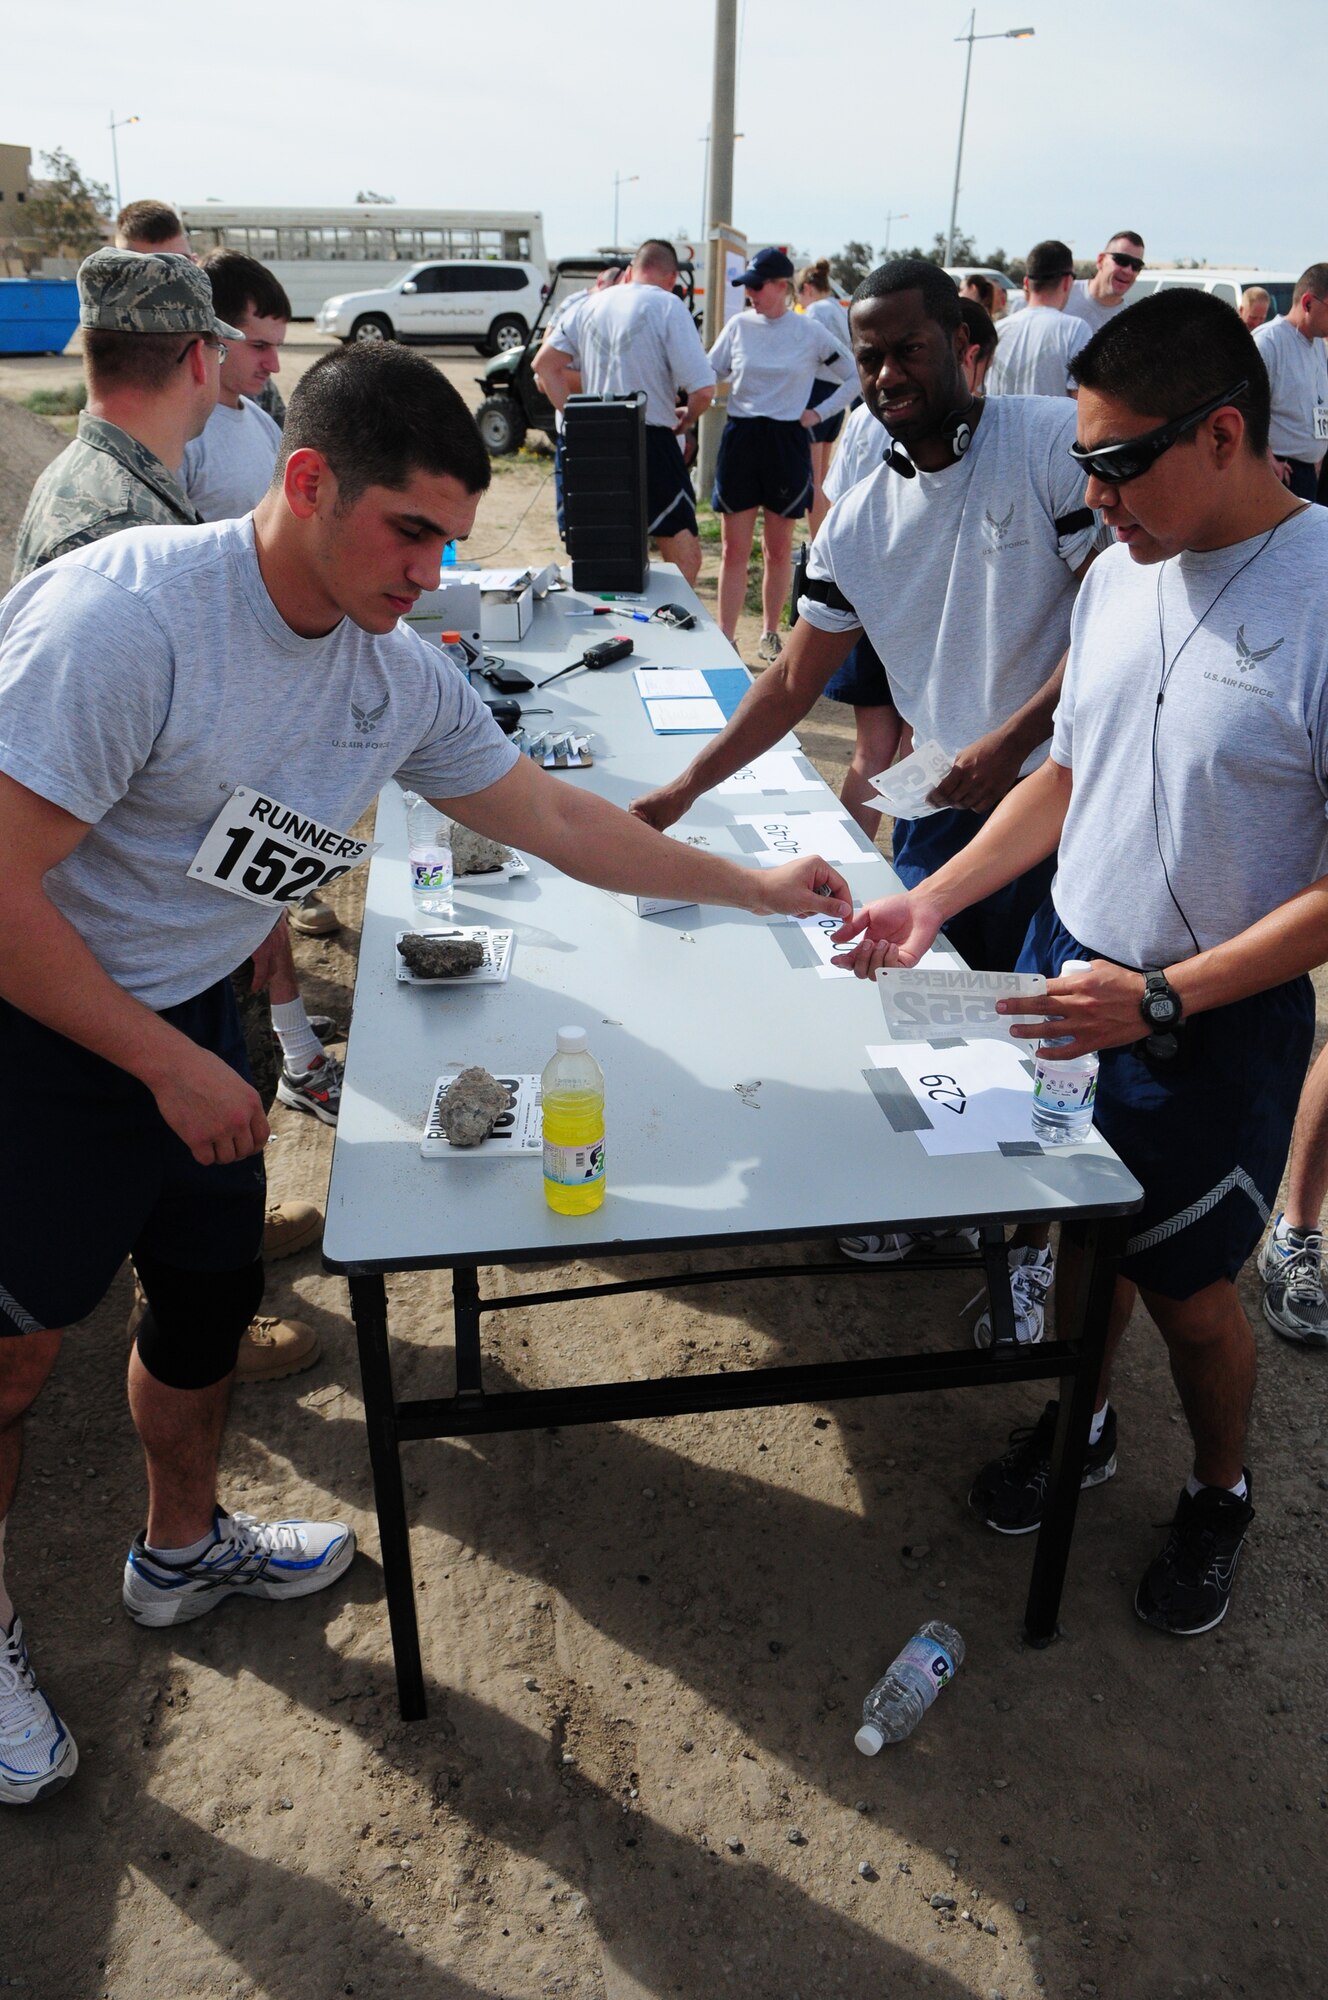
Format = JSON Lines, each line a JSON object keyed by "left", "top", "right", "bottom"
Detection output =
{"left": 875, "top": 967, "right": 1048, "bottom": 1042}
{"left": 868, "top": 739, "right": 954, "bottom": 820}
{"left": 646, "top": 697, "right": 727, "bottom": 732}
{"left": 739, "top": 811, "right": 874, "bottom": 866}
{"left": 1316, "top": 405, "right": 1328, "bottom": 442}
{"left": 866, "top": 1039, "right": 1045, "bottom": 1155}
{"left": 188, "top": 786, "right": 377, "bottom": 908}
{"left": 716, "top": 752, "right": 823, "bottom": 797}
{"left": 634, "top": 668, "right": 711, "bottom": 700}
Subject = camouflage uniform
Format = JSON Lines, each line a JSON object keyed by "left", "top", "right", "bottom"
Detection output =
{"left": 256, "top": 378, "right": 287, "bottom": 430}
{"left": 11, "top": 414, "right": 201, "bottom": 585}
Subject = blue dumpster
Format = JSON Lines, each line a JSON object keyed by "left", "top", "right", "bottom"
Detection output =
{"left": 0, "top": 278, "right": 80, "bottom": 356}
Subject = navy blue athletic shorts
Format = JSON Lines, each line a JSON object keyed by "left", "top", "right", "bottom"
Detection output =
{"left": 807, "top": 378, "right": 845, "bottom": 446}
{"left": 824, "top": 630, "right": 894, "bottom": 708}
{"left": 646, "top": 427, "right": 699, "bottom": 539}
{"left": 892, "top": 802, "right": 1056, "bottom": 972}
{"left": 1018, "top": 903, "right": 1314, "bottom": 1300}
{"left": 713, "top": 416, "right": 813, "bottom": 518}
{"left": 0, "top": 981, "right": 266, "bottom": 1337}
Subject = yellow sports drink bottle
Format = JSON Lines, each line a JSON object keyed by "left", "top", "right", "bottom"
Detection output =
{"left": 541, "top": 1025, "right": 605, "bottom": 1214}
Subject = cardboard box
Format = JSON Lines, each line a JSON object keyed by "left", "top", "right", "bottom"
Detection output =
{"left": 402, "top": 578, "right": 482, "bottom": 664}
{"left": 482, "top": 578, "right": 534, "bottom": 643}
{"left": 609, "top": 890, "right": 699, "bottom": 917}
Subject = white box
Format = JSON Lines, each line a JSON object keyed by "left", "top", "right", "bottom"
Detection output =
{"left": 609, "top": 890, "right": 698, "bottom": 917}
{"left": 402, "top": 578, "right": 482, "bottom": 661}
{"left": 482, "top": 578, "right": 534, "bottom": 643}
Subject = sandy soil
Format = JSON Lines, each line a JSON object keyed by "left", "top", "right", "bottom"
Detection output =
{"left": 1, "top": 361, "right": 1326, "bottom": 2000}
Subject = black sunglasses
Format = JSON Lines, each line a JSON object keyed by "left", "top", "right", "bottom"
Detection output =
{"left": 1068, "top": 380, "right": 1248, "bottom": 485}
{"left": 1109, "top": 251, "right": 1144, "bottom": 272}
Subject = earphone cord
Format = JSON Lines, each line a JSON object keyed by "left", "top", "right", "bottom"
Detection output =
{"left": 1151, "top": 515, "right": 1290, "bottom": 956}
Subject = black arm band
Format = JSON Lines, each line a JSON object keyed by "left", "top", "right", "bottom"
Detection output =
{"left": 800, "top": 574, "right": 859, "bottom": 618}
{"left": 1054, "top": 506, "right": 1094, "bottom": 538}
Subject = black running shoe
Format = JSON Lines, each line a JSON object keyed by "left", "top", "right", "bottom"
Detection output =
{"left": 968, "top": 1398, "right": 1118, "bottom": 1536}
{"left": 1134, "top": 1475, "right": 1254, "bottom": 1635}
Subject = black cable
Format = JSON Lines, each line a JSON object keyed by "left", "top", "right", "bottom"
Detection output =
{"left": 466, "top": 466, "right": 555, "bottom": 564}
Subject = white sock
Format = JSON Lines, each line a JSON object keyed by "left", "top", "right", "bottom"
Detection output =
{"left": 1185, "top": 1471, "right": 1247, "bottom": 1500}
{"left": 0, "top": 1518, "right": 12, "bottom": 1632}
{"left": 145, "top": 1525, "right": 220, "bottom": 1564}
{"left": 272, "top": 999, "right": 324, "bottom": 1076}
{"left": 1087, "top": 1402, "right": 1109, "bottom": 1448}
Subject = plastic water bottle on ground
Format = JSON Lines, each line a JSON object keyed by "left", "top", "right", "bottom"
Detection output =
{"left": 404, "top": 791, "right": 454, "bottom": 920}
{"left": 1030, "top": 958, "right": 1099, "bottom": 1146}
{"left": 856, "top": 1620, "right": 964, "bottom": 1752}
{"left": 542, "top": 1026, "right": 606, "bottom": 1215}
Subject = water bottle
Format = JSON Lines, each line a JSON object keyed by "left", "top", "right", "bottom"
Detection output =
{"left": 438, "top": 629, "right": 471, "bottom": 671}
{"left": 1030, "top": 958, "right": 1099, "bottom": 1145}
{"left": 404, "top": 791, "right": 454, "bottom": 920}
{"left": 442, "top": 539, "right": 458, "bottom": 566}
{"left": 541, "top": 1026, "right": 605, "bottom": 1215}
{"left": 856, "top": 1620, "right": 964, "bottom": 1753}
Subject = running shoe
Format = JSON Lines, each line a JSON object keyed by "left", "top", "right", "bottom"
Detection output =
{"left": 276, "top": 1051, "right": 343, "bottom": 1126}
{"left": 972, "top": 1245, "right": 1055, "bottom": 1348}
{"left": 839, "top": 1228, "right": 982, "bottom": 1264}
{"left": 0, "top": 1617, "right": 78, "bottom": 1806}
{"left": 123, "top": 1508, "right": 356, "bottom": 1627}
{"left": 756, "top": 630, "right": 783, "bottom": 662}
{"left": 968, "top": 1397, "right": 1118, "bottom": 1535}
{"left": 1134, "top": 1476, "right": 1254, "bottom": 1635}
{"left": 287, "top": 897, "right": 342, "bottom": 938}
{"left": 1257, "top": 1215, "right": 1328, "bottom": 1347}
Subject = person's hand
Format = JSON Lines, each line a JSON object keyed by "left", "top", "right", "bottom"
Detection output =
{"left": 799, "top": 408, "right": 820, "bottom": 429}
{"left": 673, "top": 404, "right": 692, "bottom": 434}
{"left": 830, "top": 889, "right": 944, "bottom": 978}
{"left": 1274, "top": 457, "right": 1293, "bottom": 488}
{"left": 629, "top": 781, "right": 693, "bottom": 832}
{"left": 997, "top": 958, "right": 1147, "bottom": 1059}
{"left": 247, "top": 913, "right": 290, "bottom": 993}
{"left": 753, "top": 856, "right": 853, "bottom": 920}
{"left": 930, "top": 728, "right": 1028, "bottom": 815}
{"left": 152, "top": 1044, "right": 270, "bottom": 1166}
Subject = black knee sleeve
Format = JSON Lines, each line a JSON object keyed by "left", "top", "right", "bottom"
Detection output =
{"left": 132, "top": 1252, "right": 265, "bottom": 1389}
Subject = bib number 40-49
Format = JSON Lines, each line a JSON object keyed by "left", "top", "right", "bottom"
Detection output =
{"left": 188, "top": 786, "right": 378, "bottom": 908}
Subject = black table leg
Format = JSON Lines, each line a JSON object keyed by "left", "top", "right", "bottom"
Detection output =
{"left": 1023, "top": 1218, "right": 1124, "bottom": 1645}
{"left": 348, "top": 1272, "right": 427, "bottom": 1720}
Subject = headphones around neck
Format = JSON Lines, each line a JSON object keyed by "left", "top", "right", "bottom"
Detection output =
{"left": 883, "top": 403, "right": 975, "bottom": 479}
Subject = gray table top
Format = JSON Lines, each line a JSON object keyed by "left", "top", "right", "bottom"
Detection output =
{"left": 323, "top": 566, "right": 1141, "bottom": 1273}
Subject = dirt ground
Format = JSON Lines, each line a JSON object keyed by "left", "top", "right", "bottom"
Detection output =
{"left": 1, "top": 349, "right": 1326, "bottom": 2000}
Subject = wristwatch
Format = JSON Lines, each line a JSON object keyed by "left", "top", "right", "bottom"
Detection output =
{"left": 1139, "top": 969, "right": 1182, "bottom": 1058}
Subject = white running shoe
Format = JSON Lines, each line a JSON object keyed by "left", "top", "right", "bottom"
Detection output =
{"left": 972, "top": 1245, "right": 1055, "bottom": 1347}
{"left": 756, "top": 630, "right": 783, "bottom": 662}
{"left": 0, "top": 1617, "right": 78, "bottom": 1805}
{"left": 123, "top": 1509, "right": 356, "bottom": 1628}
{"left": 839, "top": 1228, "right": 981, "bottom": 1264}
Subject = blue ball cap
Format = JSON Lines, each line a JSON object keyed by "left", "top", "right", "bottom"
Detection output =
{"left": 731, "top": 246, "right": 795, "bottom": 288}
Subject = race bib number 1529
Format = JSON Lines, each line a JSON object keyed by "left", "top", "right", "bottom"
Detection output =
{"left": 188, "top": 786, "right": 378, "bottom": 908}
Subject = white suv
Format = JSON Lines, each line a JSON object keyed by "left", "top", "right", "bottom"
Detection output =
{"left": 316, "top": 261, "right": 545, "bottom": 355}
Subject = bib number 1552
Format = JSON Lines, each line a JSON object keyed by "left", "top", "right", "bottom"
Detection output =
{"left": 188, "top": 786, "right": 378, "bottom": 909}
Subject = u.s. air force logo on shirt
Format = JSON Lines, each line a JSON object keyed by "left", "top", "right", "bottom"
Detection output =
{"left": 332, "top": 689, "right": 391, "bottom": 749}
{"left": 979, "top": 504, "right": 1029, "bottom": 557}
{"left": 1203, "top": 624, "right": 1286, "bottom": 701}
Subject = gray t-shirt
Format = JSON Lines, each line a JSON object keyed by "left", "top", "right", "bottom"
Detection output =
{"left": 800, "top": 396, "right": 1096, "bottom": 773}
{"left": 1062, "top": 279, "right": 1127, "bottom": 335}
{"left": 182, "top": 398, "right": 284, "bottom": 521}
{"left": 551, "top": 283, "right": 714, "bottom": 429}
{"left": 0, "top": 517, "right": 517, "bottom": 1008}
{"left": 1252, "top": 313, "right": 1328, "bottom": 462}
{"left": 1050, "top": 507, "right": 1328, "bottom": 966}
{"left": 823, "top": 402, "right": 888, "bottom": 506}
{"left": 708, "top": 309, "right": 856, "bottom": 422}
{"left": 987, "top": 306, "right": 1090, "bottom": 398}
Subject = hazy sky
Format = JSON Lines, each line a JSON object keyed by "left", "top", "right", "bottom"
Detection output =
{"left": 5, "top": 0, "right": 1320, "bottom": 275}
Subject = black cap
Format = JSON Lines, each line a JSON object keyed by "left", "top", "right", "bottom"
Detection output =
{"left": 732, "top": 246, "right": 795, "bottom": 287}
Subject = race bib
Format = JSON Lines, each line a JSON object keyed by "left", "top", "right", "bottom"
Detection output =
{"left": 876, "top": 967, "right": 1048, "bottom": 1042}
{"left": 188, "top": 786, "right": 378, "bottom": 908}
{"left": 1314, "top": 404, "right": 1328, "bottom": 442}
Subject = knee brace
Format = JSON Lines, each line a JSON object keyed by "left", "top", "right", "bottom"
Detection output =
{"left": 131, "top": 1252, "right": 264, "bottom": 1389}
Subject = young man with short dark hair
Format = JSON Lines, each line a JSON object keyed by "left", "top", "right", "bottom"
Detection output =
{"left": 0, "top": 341, "right": 851, "bottom": 1803}
{"left": 1252, "top": 261, "right": 1328, "bottom": 502}
{"left": 987, "top": 239, "right": 1091, "bottom": 398}
{"left": 114, "top": 199, "right": 192, "bottom": 257}
{"left": 1064, "top": 230, "right": 1146, "bottom": 336}
{"left": 832, "top": 289, "right": 1325, "bottom": 1637}
{"left": 182, "top": 250, "right": 292, "bottom": 522}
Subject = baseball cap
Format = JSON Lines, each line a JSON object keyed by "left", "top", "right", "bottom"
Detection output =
{"left": 1025, "top": 240, "right": 1075, "bottom": 283}
{"left": 731, "top": 246, "right": 795, "bottom": 288}
{"left": 77, "top": 247, "right": 245, "bottom": 340}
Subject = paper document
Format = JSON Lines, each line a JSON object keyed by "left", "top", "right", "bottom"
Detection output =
{"left": 737, "top": 811, "right": 875, "bottom": 866}
{"left": 645, "top": 697, "right": 727, "bottom": 733}
{"left": 634, "top": 668, "right": 711, "bottom": 700}
{"left": 716, "top": 752, "right": 823, "bottom": 797}
{"left": 875, "top": 967, "right": 1048, "bottom": 1043}
{"left": 866, "top": 1039, "right": 1037, "bottom": 1156}
{"left": 868, "top": 739, "right": 954, "bottom": 820}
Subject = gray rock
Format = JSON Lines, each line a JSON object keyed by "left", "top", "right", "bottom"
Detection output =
{"left": 399, "top": 935, "right": 485, "bottom": 980}
{"left": 451, "top": 825, "right": 514, "bottom": 876}
{"left": 437, "top": 1066, "right": 510, "bottom": 1146}
{"left": 929, "top": 1892, "right": 956, "bottom": 1910}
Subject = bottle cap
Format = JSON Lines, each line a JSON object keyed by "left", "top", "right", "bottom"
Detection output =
{"left": 441, "top": 630, "right": 462, "bottom": 642}
{"left": 854, "top": 1722, "right": 885, "bottom": 1756}
{"left": 1062, "top": 959, "right": 1092, "bottom": 976}
{"left": 556, "top": 1026, "right": 588, "bottom": 1054}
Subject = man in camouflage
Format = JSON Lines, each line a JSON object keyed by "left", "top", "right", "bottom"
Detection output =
{"left": 7, "top": 249, "right": 321, "bottom": 1380}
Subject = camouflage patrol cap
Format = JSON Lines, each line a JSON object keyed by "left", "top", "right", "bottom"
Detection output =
{"left": 77, "top": 247, "right": 245, "bottom": 340}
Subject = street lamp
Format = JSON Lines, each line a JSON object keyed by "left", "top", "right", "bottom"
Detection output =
{"left": 109, "top": 110, "right": 140, "bottom": 213}
{"left": 944, "top": 15, "right": 1033, "bottom": 264}
{"left": 883, "top": 210, "right": 909, "bottom": 257}
{"left": 612, "top": 171, "right": 639, "bottom": 253}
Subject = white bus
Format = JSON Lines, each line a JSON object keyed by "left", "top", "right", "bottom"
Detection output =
{"left": 177, "top": 206, "right": 548, "bottom": 318}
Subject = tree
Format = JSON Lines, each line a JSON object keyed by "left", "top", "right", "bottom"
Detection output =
{"left": 930, "top": 229, "right": 976, "bottom": 267}
{"left": 830, "top": 241, "right": 875, "bottom": 291}
{"left": 24, "top": 149, "right": 112, "bottom": 260}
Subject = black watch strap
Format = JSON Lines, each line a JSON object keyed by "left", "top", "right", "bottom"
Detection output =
{"left": 1140, "top": 970, "right": 1183, "bottom": 1059}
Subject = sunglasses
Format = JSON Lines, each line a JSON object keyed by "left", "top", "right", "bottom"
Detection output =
{"left": 1068, "top": 380, "right": 1248, "bottom": 486}
{"left": 1108, "top": 251, "right": 1144, "bottom": 272}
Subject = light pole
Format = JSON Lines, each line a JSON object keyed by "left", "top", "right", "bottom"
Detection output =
{"left": 108, "top": 111, "right": 141, "bottom": 213}
{"left": 612, "top": 171, "right": 639, "bottom": 253}
{"left": 944, "top": 16, "right": 1033, "bottom": 264}
{"left": 883, "top": 210, "right": 909, "bottom": 257}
